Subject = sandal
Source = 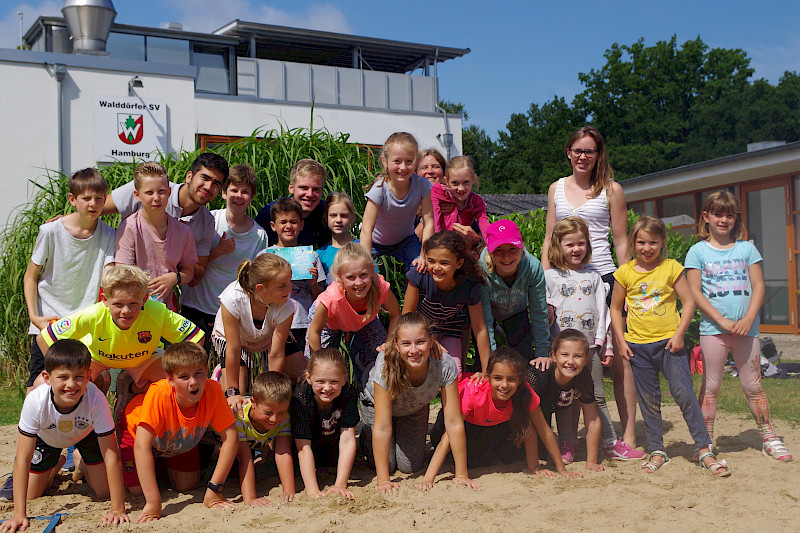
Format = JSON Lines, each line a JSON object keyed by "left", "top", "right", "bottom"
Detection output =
{"left": 641, "top": 450, "right": 669, "bottom": 473}
{"left": 762, "top": 439, "right": 793, "bottom": 461}
{"left": 699, "top": 451, "right": 731, "bottom": 477}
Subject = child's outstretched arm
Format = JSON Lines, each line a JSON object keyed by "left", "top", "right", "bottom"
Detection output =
{"left": 530, "top": 407, "right": 582, "bottom": 479}
{"left": 133, "top": 425, "right": 162, "bottom": 523}
{"left": 580, "top": 403, "right": 606, "bottom": 472}
{"left": 296, "top": 438, "right": 322, "bottom": 497}
{"left": 23, "top": 261, "right": 58, "bottom": 331}
{"left": 331, "top": 427, "right": 357, "bottom": 499}
{"left": 307, "top": 302, "right": 329, "bottom": 353}
{"left": 359, "top": 200, "right": 379, "bottom": 256}
{"left": 372, "top": 384, "right": 398, "bottom": 494}
{"left": 220, "top": 304, "right": 246, "bottom": 414}
{"left": 668, "top": 274, "right": 695, "bottom": 353}
{"left": 609, "top": 281, "right": 634, "bottom": 360}
{"left": 273, "top": 434, "right": 296, "bottom": 502}
{"left": 204, "top": 424, "right": 238, "bottom": 510}
{"left": 468, "top": 303, "right": 492, "bottom": 376}
{"left": 96, "top": 433, "right": 130, "bottom": 525}
{"left": 414, "top": 193, "right": 435, "bottom": 272}
{"left": 441, "top": 381, "right": 479, "bottom": 490}
{"left": 267, "top": 315, "right": 294, "bottom": 376}
{"left": 401, "top": 283, "right": 420, "bottom": 314}
{"left": 418, "top": 431, "right": 451, "bottom": 490}
{"left": 1, "top": 434, "right": 37, "bottom": 533}
{"left": 527, "top": 258, "right": 551, "bottom": 359}
{"left": 237, "top": 441, "right": 270, "bottom": 506}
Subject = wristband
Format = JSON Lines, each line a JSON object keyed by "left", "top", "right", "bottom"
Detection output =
{"left": 225, "top": 387, "right": 240, "bottom": 398}
{"left": 173, "top": 270, "right": 182, "bottom": 286}
{"left": 207, "top": 481, "right": 224, "bottom": 493}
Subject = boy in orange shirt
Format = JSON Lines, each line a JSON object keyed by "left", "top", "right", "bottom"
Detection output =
{"left": 119, "top": 342, "right": 238, "bottom": 522}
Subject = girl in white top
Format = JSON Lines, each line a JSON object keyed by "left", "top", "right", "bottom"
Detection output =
{"left": 211, "top": 254, "right": 306, "bottom": 413}
{"left": 541, "top": 125, "right": 638, "bottom": 449}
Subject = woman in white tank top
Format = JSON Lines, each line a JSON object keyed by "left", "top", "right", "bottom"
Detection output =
{"left": 541, "top": 125, "right": 639, "bottom": 451}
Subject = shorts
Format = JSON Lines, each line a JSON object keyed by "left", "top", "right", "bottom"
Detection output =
{"left": 30, "top": 431, "right": 105, "bottom": 473}
{"left": 119, "top": 423, "right": 200, "bottom": 488}
{"left": 211, "top": 335, "right": 302, "bottom": 371}
{"left": 89, "top": 349, "right": 163, "bottom": 389}
{"left": 179, "top": 306, "right": 215, "bottom": 353}
{"left": 27, "top": 336, "right": 45, "bottom": 388}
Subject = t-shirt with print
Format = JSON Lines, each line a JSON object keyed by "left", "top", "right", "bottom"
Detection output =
{"left": 684, "top": 240, "right": 762, "bottom": 337}
{"left": 613, "top": 258, "right": 684, "bottom": 344}
{"left": 315, "top": 274, "right": 390, "bottom": 332}
{"left": 124, "top": 379, "right": 235, "bottom": 457}
{"left": 18, "top": 382, "right": 115, "bottom": 449}
{"left": 28, "top": 218, "right": 116, "bottom": 335}
{"left": 43, "top": 299, "right": 203, "bottom": 369}
{"left": 291, "top": 380, "right": 359, "bottom": 446}
{"left": 111, "top": 180, "right": 215, "bottom": 257}
{"left": 235, "top": 397, "right": 291, "bottom": 450}
{"left": 114, "top": 210, "right": 198, "bottom": 310}
{"left": 359, "top": 351, "right": 458, "bottom": 426}
{"left": 365, "top": 174, "right": 432, "bottom": 247}
{"left": 458, "top": 377, "right": 539, "bottom": 427}
{"left": 526, "top": 365, "right": 594, "bottom": 427}
{"left": 212, "top": 280, "right": 295, "bottom": 353}
{"left": 265, "top": 245, "right": 325, "bottom": 328}
{"left": 545, "top": 267, "right": 609, "bottom": 347}
{"left": 406, "top": 269, "right": 481, "bottom": 339}
{"left": 181, "top": 209, "right": 268, "bottom": 315}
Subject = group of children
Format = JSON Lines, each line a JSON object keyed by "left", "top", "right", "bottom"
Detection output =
{"left": 0, "top": 127, "right": 792, "bottom": 530}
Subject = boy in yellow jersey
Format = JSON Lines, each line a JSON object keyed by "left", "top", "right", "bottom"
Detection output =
{"left": 35, "top": 265, "right": 204, "bottom": 390}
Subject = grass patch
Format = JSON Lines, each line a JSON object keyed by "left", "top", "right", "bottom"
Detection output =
{"left": 0, "top": 383, "right": 25, "bottom": 426}
{"left": 602, "top": 368, "right": 800, "bottom": 426}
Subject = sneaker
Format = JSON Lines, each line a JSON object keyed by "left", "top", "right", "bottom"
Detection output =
{"left": 0, "top": 475, "right": 12, "bottom": 501}
{"left": 763, "top": 438, "right": 793, "bottom": 461}
{"left": 603, "top": 439, "right": 646, "bottom": 461}
{"left": 559, "top": 442, "right": 575, "bottom": 464}
{"left": 61, "top": 445, "right": 76, "bottom": 472}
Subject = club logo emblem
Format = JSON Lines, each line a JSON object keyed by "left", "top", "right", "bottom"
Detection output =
{"left": 138, "top": 331, "right": 152, "bottom": 344}
{"left": 118, "top": 114, "right": 144, "bottom": 145}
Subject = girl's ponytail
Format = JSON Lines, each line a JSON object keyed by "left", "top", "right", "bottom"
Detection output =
{"left": 237, "top": 254, "right": 291, "bottom": 300}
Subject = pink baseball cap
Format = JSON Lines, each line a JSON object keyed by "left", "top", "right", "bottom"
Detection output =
{"left": 485, "top": 220, "right": 523, "bottom": 253}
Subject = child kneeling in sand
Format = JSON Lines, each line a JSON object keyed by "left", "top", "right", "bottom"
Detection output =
{"left": 120, "top": 342, "right": 238, "bottom": 522}
{"left": 1, "top": 340, "right": 128, "bottom": 532}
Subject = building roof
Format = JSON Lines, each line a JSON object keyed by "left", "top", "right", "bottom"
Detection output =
{"left": 621, "top": 140, "right": 800, "bottom": 202}
{"left": 213, "top": 20, "right": 470, "bottom": 73}
{"left": 482, "top": 194, "right": 547, "bottom": 216}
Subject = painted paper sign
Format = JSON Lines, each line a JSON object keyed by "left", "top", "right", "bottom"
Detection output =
{"left": 267, "top": 246, "right": 314, "bottom": 280}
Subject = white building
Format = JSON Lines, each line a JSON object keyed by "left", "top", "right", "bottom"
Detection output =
{"left": 0, "top": 3, "right": 469, "bottom": 225}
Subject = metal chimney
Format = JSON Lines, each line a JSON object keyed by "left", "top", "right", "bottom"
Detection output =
{"left": 61, "top": 0, "right": 116, "bottom": 54}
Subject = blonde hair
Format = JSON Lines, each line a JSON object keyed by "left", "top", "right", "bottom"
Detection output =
{"left": 324, "top": 192, "right": 356, "bottom": 224}
{"left": 418, "top": 148, "right": 446, "bottom": 173}
{"left": 627, "top": 216, "right": 668, "bottom": 260}
{"left": 69, "top": 168, "right": 108, "bottom": 196}
{"left": 444, "top": 155, "right": 479, "bottom": 190}
{"left": 382, "top": 313, "right": 441, "bottom": 399}
{"left": 365, "top": 132, "right": 419, "bottom": 191}
{"left": 307, "top": 348, "right": 349, "bottom": 384}
{"left": 251, "top": 371, "right": 292, "bottom": 405}
{"left": 237, "top": 254, "right": 292, "bottom": 301}
{"left": 101, "top": 265, "right": 148, "bottom": 297}
{"left": 565, "top": 126, "right": 614, "bottom": 198}
{"left": 699, "top": 190, "right": 745, "bottom": 241}
{"left": 548, "top": 217, "right": 593, "bottom": 270}
{"left": 290, "top": 159, "right": 327, "bottom": 184}
{"left": 133, "top": 161, "right": 168, "bottom": 190}
{"left": 163, "top": 342, "right": 207, "bottom": 374}
{"left": 332, "top": 243, "right": 382, "bottom": 322}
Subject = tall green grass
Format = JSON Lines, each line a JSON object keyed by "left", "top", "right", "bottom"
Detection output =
{"left": 0, "top": 126, "right": 380, "bottom": 385}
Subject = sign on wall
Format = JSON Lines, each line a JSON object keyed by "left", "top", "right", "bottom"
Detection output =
{"left": 93, "top": 95, "right": 168, "bottom": 162}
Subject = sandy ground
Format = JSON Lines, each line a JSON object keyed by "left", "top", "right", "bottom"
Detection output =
{"left": 1, "top": 400, "right": 799, "bottom": 533}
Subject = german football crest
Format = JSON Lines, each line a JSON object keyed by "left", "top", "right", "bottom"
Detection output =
{"left": 138, "top": 331, "right": 152, "bottom": 344}
{"left": 59, "top": 420, "right": 73, "bottom": 432}
{"left": 118, "top": 113, "right": 144, "bottom": 145}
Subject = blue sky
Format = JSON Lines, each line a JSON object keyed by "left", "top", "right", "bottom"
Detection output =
{"left": 2, "top": 0, "right": 798, "bottom": 139}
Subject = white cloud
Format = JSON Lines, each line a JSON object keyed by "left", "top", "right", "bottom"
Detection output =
{"left": 0, "top": 1, "right": 62, "bottom": 50}
{"left": 161, "top": 0, "right": 352, "bottom": 34}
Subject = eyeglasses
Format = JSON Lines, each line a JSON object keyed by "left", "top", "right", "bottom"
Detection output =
{"left": 569, "top": 148, "right": 598, "bottom": 157}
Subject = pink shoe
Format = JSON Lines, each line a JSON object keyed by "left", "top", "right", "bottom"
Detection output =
{"left": 560, "top": 442, "right": 575, "bottom": 464}
{"left": 603, "top": 439, "right": 646, "bottom": 461}
{"left": 763, "top": 439, "right": 793, "bottom": 461}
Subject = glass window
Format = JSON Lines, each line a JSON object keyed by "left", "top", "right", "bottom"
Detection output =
{"left": 147, "top": 37, "right": 189, "bottom": 65}
{"left": 107, "top": 32, "right": 144, "bottom": 61}
{"left": 51, "top": 26, "right": 72, "bottom": 54}
{"left": 793, "top": 174, "right": 800, "bottom": 211}
{"left": 630, "top": 200, "right": 656, "bottom": 217}
{"left": 194, "top": 50, "right": 229, "bottom": 94}
{"left": 660, "top": 193, "right": 695, "bottom": 228}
